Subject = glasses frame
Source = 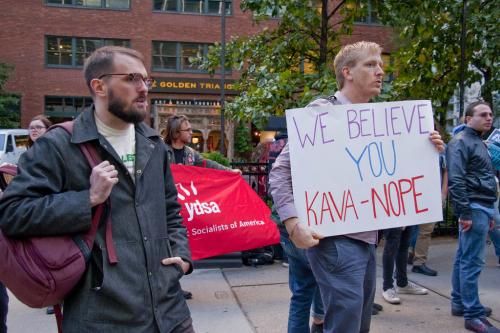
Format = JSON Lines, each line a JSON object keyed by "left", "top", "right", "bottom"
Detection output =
{"left": 98, "top": 73, "right": 153, "bottom": 89}
{"left": 28, "top": 125, "right": 47, "bottom": 131}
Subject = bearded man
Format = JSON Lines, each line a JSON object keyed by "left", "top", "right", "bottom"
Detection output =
{"left": 0, "top": 46, "right": 194, "bottom": 333}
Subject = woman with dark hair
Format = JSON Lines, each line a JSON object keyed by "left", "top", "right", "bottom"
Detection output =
{"left": 27, "top": 115, "right": 52, "bottom": 148}
{"left": 27, "top": 115, "right": 56, "bottom": 316}
{"left": 0, "top": 163, "right": 16, "bottom": 332}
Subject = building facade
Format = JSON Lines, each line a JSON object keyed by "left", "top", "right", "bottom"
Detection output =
{"left": 0, "top": 0, "right": 393, "bottom": 159}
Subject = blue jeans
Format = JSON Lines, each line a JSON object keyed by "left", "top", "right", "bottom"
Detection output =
{"left": 0, "top": 282, "right": 7, "bottom": 333}
{"left": 489, "top": 207, "right": 500, "bottom": 257}
{"left": 307, "top": 236, "right": 376, "bottom": 333}
{"left": 451, "top": 208, "right": 490, "bottom": 320}
{"left": 280, "top": 226, "right": 324, "bottom": 333}
{"left": 409, "top": 225, "right": 419, "bottom": 249}
{"left": 382, "top": 226, "right": 416, "bottom": 291}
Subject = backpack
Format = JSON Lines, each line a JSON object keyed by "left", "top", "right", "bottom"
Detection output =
{"left": 242, "top": 246, "right": 275, "bottom": 266}
{"left": 0, "top": 121, "right": 117, "bottom": 333}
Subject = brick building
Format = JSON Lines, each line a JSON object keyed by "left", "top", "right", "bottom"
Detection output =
{"left": 0, "top": 0, "right": 393, "bottom": 159}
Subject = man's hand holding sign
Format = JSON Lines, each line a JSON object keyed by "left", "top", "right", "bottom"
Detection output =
{"left": 285, "top": 100, "right": 444, "bottom": 243}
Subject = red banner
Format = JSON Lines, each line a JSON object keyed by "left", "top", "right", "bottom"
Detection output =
{"left": 170, "top": 164, "right": 279, "bottom": 260}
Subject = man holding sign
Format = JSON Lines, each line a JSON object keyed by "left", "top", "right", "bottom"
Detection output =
{"left": 269, "top": 41, "right": 444, "bottom": 333}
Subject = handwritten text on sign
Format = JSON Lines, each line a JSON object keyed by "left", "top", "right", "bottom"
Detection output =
{"left": 286, "top": 100, "right": 443, "bottom": 236}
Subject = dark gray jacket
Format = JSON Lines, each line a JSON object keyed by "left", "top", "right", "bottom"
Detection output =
{"left": 0, "top": 109, "right": 192, "bottom": 332}
{"left": 447, "top": 126, "right": 497, "bottom": 220}
{"left": 165, "top": 144, "right": 230, "bottom": 170}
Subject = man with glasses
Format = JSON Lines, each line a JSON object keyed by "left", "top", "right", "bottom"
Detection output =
{"left": 164, "top": 114, "right": 240, "bottom": 172}
{"left": 0, "top": 46, "right": 194, "bottom": 332}
{"left": 163, "top": 115, "right": 239, "bottom": 300}
{"left": 447, "top": 101, "right": 499, "bottom": 333}
{"left": 269, "top": 41, "right": 444, "bottom": 333}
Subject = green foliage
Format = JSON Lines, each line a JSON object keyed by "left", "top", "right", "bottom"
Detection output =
{"left": 234, "top": 122, "right": 253, "bottom": 161}
{"left": 375, "top": 0, "right": 499, "bottom": 123}
{"left": 201, "top": 151, "right": 230, "bottom": 167}
{"left": 193, "top": 0, "right": 369, "bottom": 126}
{"left": 0, "top": 63, "right": 20, "bottom": 128}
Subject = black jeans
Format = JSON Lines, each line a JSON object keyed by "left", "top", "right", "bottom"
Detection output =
{"left": 382, "top": 226, "right": 416, "bottom": 291}
{"left": 0, "top": 282, "right": 8, "bottom": 333}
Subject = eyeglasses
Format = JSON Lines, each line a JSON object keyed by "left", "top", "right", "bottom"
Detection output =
{"left": 98, "top": 73, "right": 153, "bottom": 89}
{"left": 179, "top": 128, "right": 193, "bottom": 133}
{"left": 28, "top": 125, "right": 47, "bottom": 131}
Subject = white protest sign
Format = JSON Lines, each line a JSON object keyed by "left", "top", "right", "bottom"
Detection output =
{"left": 286, "top": 100, "right": 443, "bottom": 236}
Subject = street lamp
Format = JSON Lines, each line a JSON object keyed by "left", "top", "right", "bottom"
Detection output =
{"left": 219, "top": 0, "right": 226, "bottom": 155}
{"left": 459, "top": 0, "right": 466, "bottom": 119}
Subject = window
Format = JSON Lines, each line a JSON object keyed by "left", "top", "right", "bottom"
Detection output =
{"left": 153, "top": 0, "right": 231, "bottom": 15}
{"left": 6, "top": 136, "right": 13, "bottom": 153}
{"left": 152, "top": 41, "right": 210, "bottom": 72}
{"left": 45, "top": 96, "right": 93, "bottom": 117}
{"left": 183, "top": 0, "right": 203, "bottom": 13}
{"left": 181, "top": 43, "right": 204, "bottom": 71}
{"left": 14, "top": 135, "right": 29, "bottom": 150}
{"left": 207, "top": 0, "right": 230, "bottom": 14}
{"left": 354, "top": 0, "right": 380, "bottom": 25}
{"left": 46, "top": 36, "right": 130, "bottom": 67}
{"left": 46, "top": 0, "right": 130, "bottom": 9}
{"left": 152, "top": 42, "right": 177, "bottom": 70}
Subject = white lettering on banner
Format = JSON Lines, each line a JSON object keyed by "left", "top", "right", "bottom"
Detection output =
{"left": 176, "top": 181, "right": 222, "bottom": 222}
{"left": 185, "top": 200, "right": 221, "bottom": 222}
{"left": 238, "top": 220, "right": 265, "bottom": 227}
{"left": 286, "top": 100, "right": 443, "bottom": 237}
{"left": 191, "top": 224, "right": 229, "bottom": 236}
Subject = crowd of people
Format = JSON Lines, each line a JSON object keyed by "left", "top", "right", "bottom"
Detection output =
{"left": 0, "top": 41, "right": 498, "bottom": 333}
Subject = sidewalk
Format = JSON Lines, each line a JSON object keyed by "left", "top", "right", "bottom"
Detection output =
{"left": 4, "top": 237, "right": 500, "bottom": 332}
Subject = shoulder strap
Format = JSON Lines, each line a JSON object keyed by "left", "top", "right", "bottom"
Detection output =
{"left": 50, "top": 121, "right": 118, "bottom": 265}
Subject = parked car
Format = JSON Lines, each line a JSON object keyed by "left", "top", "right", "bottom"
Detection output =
{"left": 0, "top": 129, "right": 29, "bottom": 165}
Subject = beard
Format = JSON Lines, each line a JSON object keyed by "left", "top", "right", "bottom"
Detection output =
{"left": 107, "top": 89, "right": 147, "bottom": 124}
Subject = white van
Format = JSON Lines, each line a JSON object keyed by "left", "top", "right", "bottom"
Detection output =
{"left": 0, "top": 129, "right": 29, "bottom": 164}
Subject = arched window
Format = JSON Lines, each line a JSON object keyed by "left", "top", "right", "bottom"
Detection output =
{"left": 207, "top": 130, "right": 227, "bottom": 152}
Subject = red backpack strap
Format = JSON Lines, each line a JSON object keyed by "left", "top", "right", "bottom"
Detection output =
{"left": 0, "top": 164, "right": 17, "bottom": 191}
{"left": 54, "top": 304, "right": 63, "bottom": 333}
{"left": 50, "top": 121, "right": 118, "bottom": 265}
{"left": 0, "top": 164, "right": 17, "bottom": 176}
{"left": 202, "top": 159, "right": 207, "bottom": 168}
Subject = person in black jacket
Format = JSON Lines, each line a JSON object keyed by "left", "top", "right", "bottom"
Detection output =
{"left": 0, "top": 167, "right": 10, "bottom": 333}
{"left": 447, "top": 101, "right": 499, "bottom": 333}
{"left": 0, "top": 46, "right": 194, "bottom": 333}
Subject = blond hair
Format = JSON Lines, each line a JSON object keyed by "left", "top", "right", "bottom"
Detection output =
{"left": 334, "top": 41, "right": 382, "bottom": 89}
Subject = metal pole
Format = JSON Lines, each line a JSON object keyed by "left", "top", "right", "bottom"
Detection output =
{"left": 459, "top": 0, "right": 466, "bottom": 119}
{"left": 219, "top": 0, "right": 226, "bottom": 155}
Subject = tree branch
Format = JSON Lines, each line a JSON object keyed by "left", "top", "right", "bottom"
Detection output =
{"left": 433, "top": 68, "right": 453, "bottom": 82}
{"left": 332, "top": 18, "right": 349, "bottom": 27}
{"left": 328, "top": 0, "right": 346, "bottom": 21}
